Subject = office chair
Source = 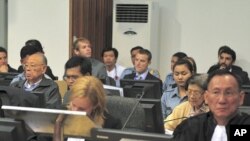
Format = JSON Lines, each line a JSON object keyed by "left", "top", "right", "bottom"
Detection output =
{"left": 106, "top": 96, "right": 145, "bottom": 131}
{"left": 242, "top": 85, "right": 250, "bottom": 106}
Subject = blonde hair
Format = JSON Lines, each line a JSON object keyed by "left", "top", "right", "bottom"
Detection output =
{"left": 73, "top": 37, "right": 91, "bottom": 50}
{"left": 70, "top": 76, "right": 106, "bottom": 127}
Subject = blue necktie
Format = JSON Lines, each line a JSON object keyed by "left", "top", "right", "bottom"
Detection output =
{"left": 135, "top": 75, "right": 142, "bottom": 80}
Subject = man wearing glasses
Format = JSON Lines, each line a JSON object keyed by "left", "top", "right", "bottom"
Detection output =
{"left": 172, "top": 69, "right": 250, "bottom": 141}
{"left": 62, "top": 56, "right": 92, "bottom": 107}
{"left": 10, "top": 53, "right": 61, "bottom": 109}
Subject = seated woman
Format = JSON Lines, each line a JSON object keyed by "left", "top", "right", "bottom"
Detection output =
{"left": 161, "top": 59, "right": 194, "bottom": 119}
{"left": 53, "top": 76, "right": 121, "bottom": 141}
{"left": 164, "top": 74, "right": 209, "bottom": 133}
{"left": 68, "top": 76, "right": 122, "bottom": 129}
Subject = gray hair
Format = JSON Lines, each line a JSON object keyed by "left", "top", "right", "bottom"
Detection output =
{"left": 185, "top": 73, "right": 208, "bottom": 91}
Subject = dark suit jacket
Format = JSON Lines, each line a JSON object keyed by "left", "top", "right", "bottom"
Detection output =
{"left": 207, "top": 64, "right": 250, "bottom": 85}
{"left": 207, "top": 64, "right": 243, "bottom": 73}
{"left": 173, "top": 112, "right": 250, "bottom": 141}
{"left": 7, "top": 64, "right": 18, "bottom": 73}
{"left": 90, "top": 58, "right": 107, "bottom": 79}
{"left": 10, "top": 77, "right": 61, "bottom": 109}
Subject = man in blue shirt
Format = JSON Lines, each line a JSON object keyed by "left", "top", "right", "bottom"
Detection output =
{"left": 123, "top": 49, "right": 160, "bottom": 81}
{"left": 120, "top": 46, "right": 160, "bottom": 80}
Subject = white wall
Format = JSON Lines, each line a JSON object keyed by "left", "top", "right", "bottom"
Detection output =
{"left": 158, "top": 0, "right": 250, "bottom": 79}
{"left": 0, "top": 0, "right": 7, "bottom": 48}
{"left": 7, "top": 0, "right": 250, "bottom": 80}
{"left": 8, "top": 0, "right": 69, "bottom": 80}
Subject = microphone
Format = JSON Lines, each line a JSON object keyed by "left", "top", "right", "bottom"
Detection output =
{"left": 0, "top": 98, "right": 4, "bottom": 117}
{"left": 164, "top": 117, "right": 188, "bottom": 123}
{"left": 121, "top": 90, "right": 146, "bottom": 130}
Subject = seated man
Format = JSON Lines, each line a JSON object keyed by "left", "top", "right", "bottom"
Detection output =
{"left": 73, "top": 37, "right": 107, "bottom": 80}
{"left": 0, "top": 46, "right": 17, "bottom": 73}
{"left": 101, "top": 48, "right": 125, "bottom": 86}
{"left": 172, "top": 69, "right": 250, "bottom": 141}
{"left": 17, "top": 39, "right": 57, "bottom": 80}
{"left": 10, "top": 45, "right": 51, "bottom": 84}
{"left": 62, "top": 56, "right": 92, "bottom": 107}
{"left": 207, "top": 46, "right": 250, "bottom": 85}
{"left": 120, "top": 46, "right": 160, "bottom": 79}
{"left": 10, "top": 53, "right": 61, "bottom": 109}
{"left": 124, "top": 49, "right": 161, "bottom": 81}
{"left": 207, "top": 45, "right": 242, "bottom": 73}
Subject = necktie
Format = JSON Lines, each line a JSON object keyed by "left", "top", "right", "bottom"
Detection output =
{"left": 135, "top": 75, "right": 142, "bottom": 80}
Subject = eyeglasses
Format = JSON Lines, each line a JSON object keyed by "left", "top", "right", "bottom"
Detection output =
{"left": 187, "top": 89, "right": 203, "bottom": 98}
{"left": 63, "top": 75, "right": 80, "bottom": 81}
{"left": 23, "top": 64, "right": 44, "bottom": 70}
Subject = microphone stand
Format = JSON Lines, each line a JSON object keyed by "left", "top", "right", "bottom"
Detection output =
{"left": 164, "top": 117, "right": 188, "bottom": 123}
{"left": 121, "top": 91, "right": 146, "bottom": 130}
{"left": 0, "top": 99, "right": 4, "bottom": 117}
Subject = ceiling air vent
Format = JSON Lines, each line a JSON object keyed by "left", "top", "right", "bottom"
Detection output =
{"left": 116, "top": 4, "right": 148, "bottom": 23}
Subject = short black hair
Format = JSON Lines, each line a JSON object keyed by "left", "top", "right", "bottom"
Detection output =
{"left": 173, "top": 52, "right": 187, "bottom": 60}
{"left": 206, "top": 69, "right": 242, "bottom": 91}
{"left": 218, "top": 45, "right": 231, "bottom": 56}
{"left": 219, "top": 47, "right": 236, "bottom": 62}
{"left": 25, "top": 39, "right": 44, "bottom": 53}
{"left": 0, "top": 46, "right": 7, "bottom": 55}
{"left": 20, "top": 45, "right": 40, "bottom": 59}
{"left": 101, "top": 48, "right": 119, "bottom": 59}
{"left": 65, "top": 56, "right": 92, "bottom": 76}
{"left": 130, "top": 46, "right": 143, "bottom": 54}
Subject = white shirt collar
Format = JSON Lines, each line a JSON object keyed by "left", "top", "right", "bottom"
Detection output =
{"left": 135, "top": 69, "right": 149, "bottom": 80}
{"left": 211, "top": 125, "right": 227, "bottom": 141}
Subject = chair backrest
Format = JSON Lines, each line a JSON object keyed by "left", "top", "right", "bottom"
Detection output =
{"left": 106, "top": 96, "right": 145, "bottom": 131}
{"left": 55, "top": 80, "right": 68, "bottom": 98}
{"left": 0, "top": 86, "right": 40, "bottom": 107}
{"left": 0, "top": 72, "right": 19, "bottom": 86}
{"left": 242, "top": 85, "right": 250, "bottom": 106}
{"left": 0, "top": 86, "right": 42, "bottom": 117}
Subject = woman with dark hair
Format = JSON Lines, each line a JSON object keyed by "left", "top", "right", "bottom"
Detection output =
{"left": 161, "top": 59, "right": 194, "bottom": 119}
{"left": 162, "top": 52, "right": 187, "bottom": 92}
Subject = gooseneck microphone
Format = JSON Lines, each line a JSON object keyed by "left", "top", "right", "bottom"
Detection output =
{"left": 0, "top": 98, "right": 4, "bottom": 117}
{"left": 164, "top": 116, "right": 188, "bottom": 123}
{"left": 121, "top": 88, "right": 148, "bottom": 130}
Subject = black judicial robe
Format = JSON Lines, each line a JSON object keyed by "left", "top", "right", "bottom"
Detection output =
{"left": 173, "top": 111, "right": 250, "bottom": 141}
